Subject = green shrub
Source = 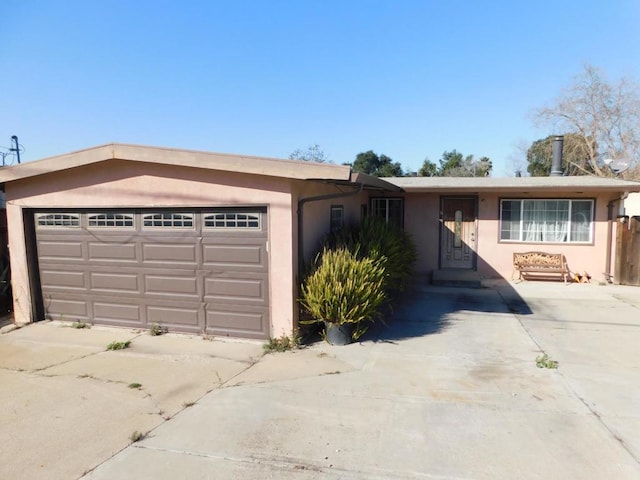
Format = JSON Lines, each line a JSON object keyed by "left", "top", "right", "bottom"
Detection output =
{"left": 71, "top": 321, "right": 90, "bottom": 329}
{"left": 106, "top": 340, "right": 131, "bottom": 351}
{"left": 300, "top": 247, "right": 386, "bottom": 340}
{"left": 536, "top": 354, "right": 559, "bottom": 369}
{"left": 149, "top": 324, "right": 167, "bottom": 336}
{"left": 326, "top": 217, "right": 416, "bottom": 295}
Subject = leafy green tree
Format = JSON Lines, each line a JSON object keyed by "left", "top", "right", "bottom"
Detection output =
{"left": 526, "top": 134, "right": 596, "bottom": 176}
{"left": 353, "top": 150, "right": 403, "bottom": 177}
{"left": 475, "top": 157, "right": 493, "bottom": 176}
{"left": 419, "top": 150, "right": 492, "bottom": 177}
{"left": 438, "top": 150, "right": 464, "bottom": 174}
{"left": 418, "top": 159, "right": 438, "bottom": 176}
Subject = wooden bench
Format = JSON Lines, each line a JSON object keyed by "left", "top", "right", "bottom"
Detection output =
{"left": 513, "top": 251, "right": 570, "bottom": 284}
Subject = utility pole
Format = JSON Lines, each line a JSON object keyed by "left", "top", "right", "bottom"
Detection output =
{"left": 1, "top": 135, "right": 23, "bottom": 166}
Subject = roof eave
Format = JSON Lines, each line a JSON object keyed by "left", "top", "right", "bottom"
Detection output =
{"left": 0, "top": 143, "right": 353, "bottom": 183}
{"left": 398, "top": 185, "right": 640, "bottom": 193}
{"left": 349, "top": 172, "right": 403, "bottom": 192}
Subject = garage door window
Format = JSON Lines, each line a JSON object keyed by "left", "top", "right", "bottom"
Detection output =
{"left": 204, "top": 212, "right": 260, "bottom": 229}
{"left": 143, "top": 212, "right": 194, "bottom": 228}
{"left": 88, "top": 213, "right": 134, "bottom": 228}
{"left": 36, "top": 213, "right": 80, "bottom": 228}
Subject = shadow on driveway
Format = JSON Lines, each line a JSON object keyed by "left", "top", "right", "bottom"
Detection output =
{"left": 365, "top": 279, "right": 533, "bottom": 342}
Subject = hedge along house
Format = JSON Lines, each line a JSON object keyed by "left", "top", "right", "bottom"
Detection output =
{"left": 1, "top": 143, "right": 639, "bottom": 339}
{"left": 0, "top": 144, "right": 389, "bottom": 339}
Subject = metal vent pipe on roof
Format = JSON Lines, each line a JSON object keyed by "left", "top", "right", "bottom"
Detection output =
{"left": 550, "top": 135, "right": 564, "bottom": 176}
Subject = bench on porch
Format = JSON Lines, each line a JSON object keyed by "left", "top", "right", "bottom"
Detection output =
{"left": 513, "top": 251, "right": 570, "bottom": 284}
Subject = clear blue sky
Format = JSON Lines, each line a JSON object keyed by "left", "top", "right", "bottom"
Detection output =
{"left": 1, "top": 1, "right": 639, "bottom": 176}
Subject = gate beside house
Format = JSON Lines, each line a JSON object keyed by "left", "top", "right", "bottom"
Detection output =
{"left": 615, "top": 216, "right": 640, "bottom": 286}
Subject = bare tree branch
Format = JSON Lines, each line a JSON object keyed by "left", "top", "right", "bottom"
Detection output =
{"left": 533, "top": 65, "right": 640, "bottom": 177}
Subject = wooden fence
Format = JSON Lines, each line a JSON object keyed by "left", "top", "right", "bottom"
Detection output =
{"left": 615, "top": 216, "right": 640, "bottom": 285}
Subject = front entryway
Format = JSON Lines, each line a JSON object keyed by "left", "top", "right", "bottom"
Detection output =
{"left": 440, "top": 197, "right": 477, "bottom": 269}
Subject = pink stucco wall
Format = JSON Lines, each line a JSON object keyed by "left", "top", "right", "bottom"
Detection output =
{"left": 5, "top": 160, "right": 299, "bottom": 336}
{"left": 403, "top": 191, "right": 622, "bottom": 283}
{"left": 294, "top": 182, "right": 368, "bottom": 267}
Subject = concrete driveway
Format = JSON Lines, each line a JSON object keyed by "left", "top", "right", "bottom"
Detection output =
{"left": 2, "top": 281, "right": 640, "bottom": 479}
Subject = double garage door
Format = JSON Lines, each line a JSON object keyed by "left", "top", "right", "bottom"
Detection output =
{"left": 32, "top": 208, "right": 269, "bottom": 339}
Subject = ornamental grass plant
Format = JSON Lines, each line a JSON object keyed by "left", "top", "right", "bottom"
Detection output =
{"left": 299, "top": 247, "right": 386, "bottom": 340}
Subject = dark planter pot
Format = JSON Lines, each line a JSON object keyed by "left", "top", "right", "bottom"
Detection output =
{"left": 324, "top": 322, "right": 353, "bottom": 345}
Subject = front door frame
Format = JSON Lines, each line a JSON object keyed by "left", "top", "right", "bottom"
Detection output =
{"left": 438, "top": 196, "right": 478, "bottom": 270}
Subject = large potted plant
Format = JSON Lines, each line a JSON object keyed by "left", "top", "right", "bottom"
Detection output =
{"left": 300, "top": 247, "right": 386, "bottom": 345}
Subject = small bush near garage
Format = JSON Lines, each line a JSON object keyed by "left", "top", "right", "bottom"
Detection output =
{"left": 300, "top": 247, "right": 386, "bottom": 341}
{"left": 326, "top": 217, "right": 417, "bottom": 296}
{"left": 149, "top": 324, "right": 168, "bottom": 336}
{"left": 263, "top": 332, "right": 301, "bottom": 353}
{"left": 71, "top": 321, "right": 90, "bottom": 329}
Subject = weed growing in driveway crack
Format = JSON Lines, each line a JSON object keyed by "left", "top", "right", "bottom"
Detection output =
{"left": 128, "top": 382, "right": 142, "bottom": 389}
{"left": 263, "top": 331, "right": 300, "bottom": 353}
{"left": 536, "top": 354, "right": 559, "bottom": 369}
{"left": 106, "top": 340, "right": 131, "bottom": 351}
{"left": 149, "top": 324, "right": 168, "bottom": 336}
{"left": 71, "top": 321, "right": 90, "bottom": 329}
{"left": 129, "top": 431, "right": 145, "bottom": 443}
{"left": 182, "top": 401, "right": 196, "bottom": 408}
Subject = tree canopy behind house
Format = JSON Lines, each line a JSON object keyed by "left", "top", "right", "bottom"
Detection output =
{"left": 418, "top": 150, "right": 492, "bottom": 177}
{"left": 526, "top": 134, "right": 596, "bottom": 176}
{"left": 352, "top": 150, "right": 403, "bottom": 177}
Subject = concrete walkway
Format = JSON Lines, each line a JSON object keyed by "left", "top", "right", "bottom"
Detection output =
{"left": 2, "top": 281, "right": 640, "bottom": 479}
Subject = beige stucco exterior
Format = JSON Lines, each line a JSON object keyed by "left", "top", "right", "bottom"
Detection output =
{"left": 5, "top": 161, "right": 301, "bottom": 335}
{"left": 0, "top": 146, "right": 379, "bottom": 337}
{"left": 2, "top": 143, "right": 639, "bottom": 338}
{"left": 402, "top": 189, "right": 628, "bottom": 283}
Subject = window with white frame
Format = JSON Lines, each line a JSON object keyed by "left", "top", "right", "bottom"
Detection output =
{"left": 500, "top": 199, "right": 593, "bottom": 243}
{"left": 36, "top": 213, "right": 80, "bottom": 227}
{"left": 203, "top": 212, "right": 260, "bottom": 229}
{"left": 142, "top": 212, "right": 194, "bottom": 228}
{"left": 88, "top": 213, "right": 134, "bottom": 228}
{"left": 370, "top": 198, "right": 403, "bottom": 228}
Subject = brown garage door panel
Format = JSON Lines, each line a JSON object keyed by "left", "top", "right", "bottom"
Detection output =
{"left": 40, "top": 269, "right": 87, "bottom": 290}
{"left": 37, "top": 240, "right": 84, "bottom": 261}
{"left": 144, "top": 275, "right": 200, "bottom": 297}
{"left": 89, "top": 242, "right": 137, "bottom": 262}
{"left": 204, "top": 276, "right": 267, "bottom": 304}
{"left": 203, "top": 244, "right": 264, "bottom": 268}
{"left": 43, "top": 297, "right": 88, "bottom": 319}
{"left": 142, "top": 243, "right": 198, "bottom": 264}
{"left": 205, "top": 306, "right": 267, "bottom": 338}
{"left": 91, "top": 272, "right": 140, "bottom": 293}
{"left": 146, "top": 305, "right": 201, "bottom": 330}
{"left": 93, "top": 301, "right": 141, "bottom": 322}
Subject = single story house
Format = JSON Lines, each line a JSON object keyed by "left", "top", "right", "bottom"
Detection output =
{"left": 1, "top": 143, "right": 639, "bottom": 339}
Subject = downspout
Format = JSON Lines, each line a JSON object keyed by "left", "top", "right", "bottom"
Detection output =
{"left": 297, "top": 181, "right": 364, "bottom": 281}
{"left": 606, "top": 192, "right": 629, "bottom": 282}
